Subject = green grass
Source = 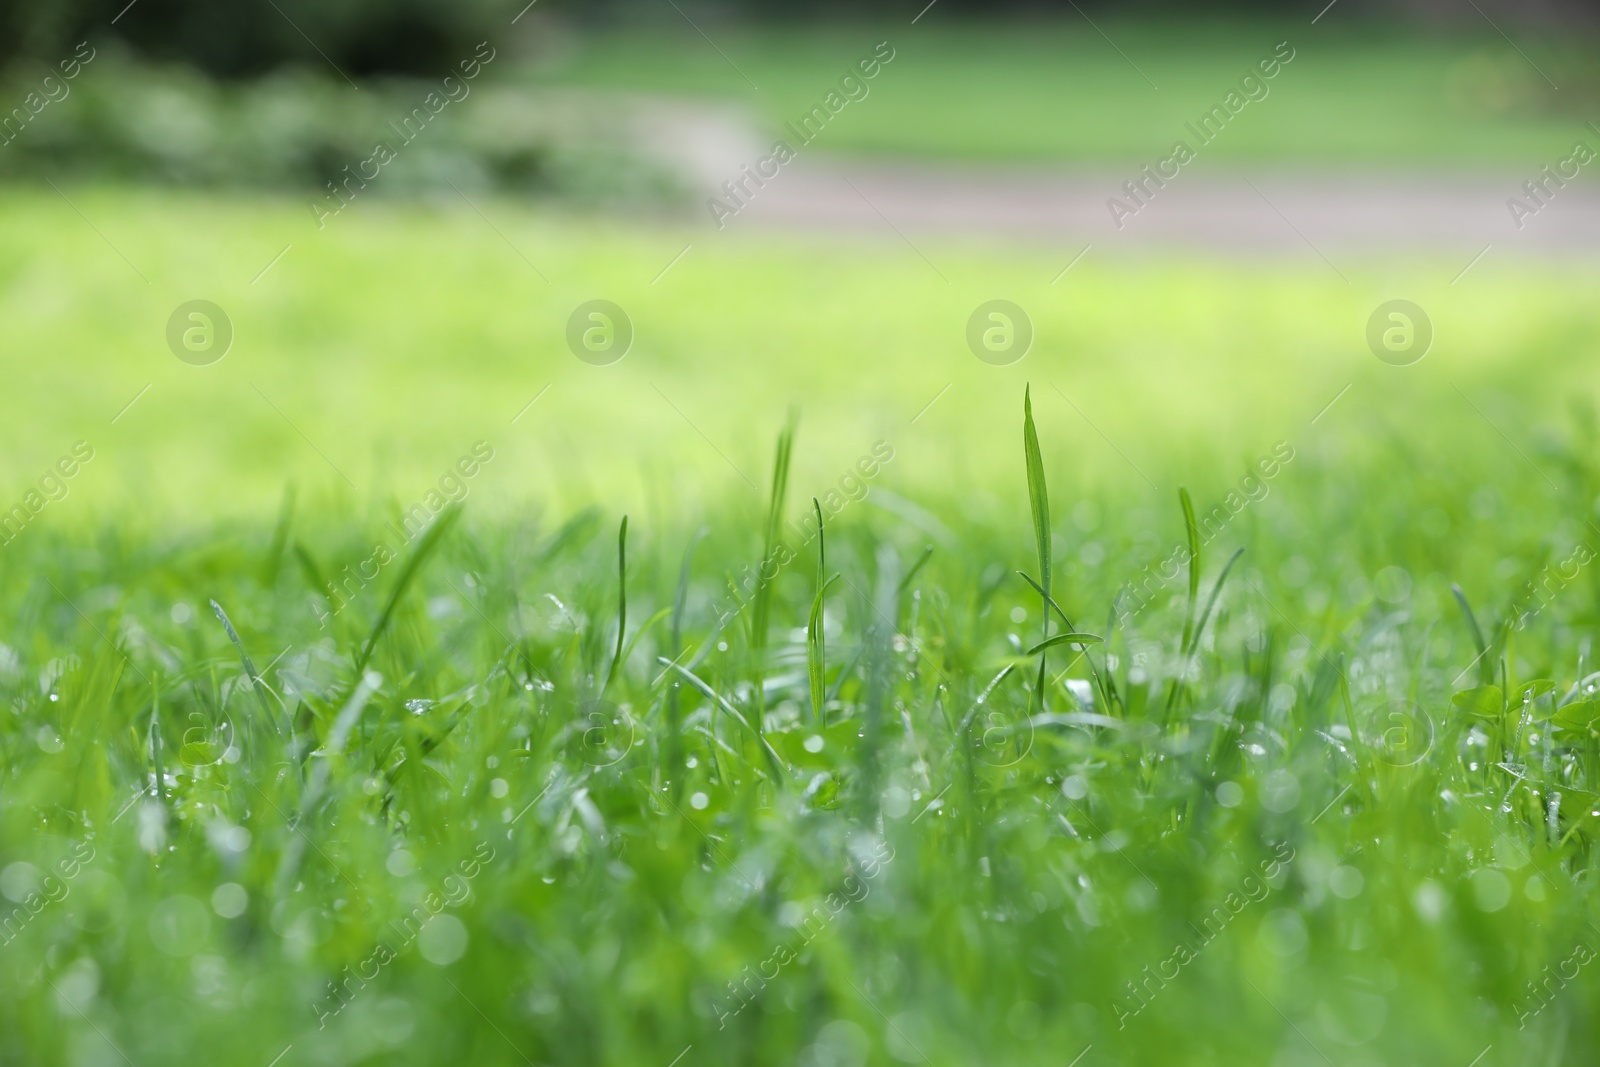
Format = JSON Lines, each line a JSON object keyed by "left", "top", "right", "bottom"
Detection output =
{"left": 524, "top": 20, "right": 1600, "bottom": 163}
{"left": 5, "top": 188, "right": 1600, "bottom": 1064}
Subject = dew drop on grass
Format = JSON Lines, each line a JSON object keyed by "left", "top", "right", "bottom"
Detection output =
{"left": 0, "top": 862, "right": 41, "bottom": 902}
{"left": 212, "top": 883, "right": 248, "bottom": 918}
{"left": 418, "top": 914, "right": 468, "bottom": 966}
{"left": 1412, "top": 880, "right": 1446, "bottom": 921}
{"left": 1328, "top": 866, "right": 1364, "bottom": 899}
{"left": 1470, "top": 869, "right": 1512, "bottom": 912}
{"left": 689, "top": 792, "right": 709, "bottom": 810}
{"left": 803, "top": 735, "right": 824, "bottom": 753}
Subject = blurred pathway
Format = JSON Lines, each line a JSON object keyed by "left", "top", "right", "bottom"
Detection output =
{"left": 708, "top": 157, "right": 1600, "bottom": 257}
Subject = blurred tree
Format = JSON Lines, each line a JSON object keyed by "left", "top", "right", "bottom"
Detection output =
{"left": 0, "top": 0, "right": 516, "bottom": 77}
{"left": 1, "top": 0, "right": 1596, "bottom": 78}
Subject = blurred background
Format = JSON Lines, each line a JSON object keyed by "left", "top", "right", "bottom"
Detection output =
{"left": 1, "top": 0, "right": 1598, "bottom": 529}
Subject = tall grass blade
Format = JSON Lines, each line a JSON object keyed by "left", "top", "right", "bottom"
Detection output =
{"left": 355, "top": 504, "right": 461, "bottom": 674}
{"left": 1022, "top": 385, "right": 1053, "bottom": 714}
{"left": 1166, "top": 546, "right": 1244, "bottom": 715}
{"left": 896, "top": 544, "right": 935, "bottom": 598}
{"left": 751, "top": 414, "right": 797, "bottom": 726}
{"left": 1022, "top": 386, "right": 1052, "bottom": 605}
{"left": 604, "top": 515, "right": 628, "bottom": 693}
{"left": 1191, "top": 547, "right": 1244, "bottom": 656}
{"left": 807, "top": 499, "right": 837, "bottom": 726}
{"left": 1178, "top": 487, "right": 1201, "bottom": 656}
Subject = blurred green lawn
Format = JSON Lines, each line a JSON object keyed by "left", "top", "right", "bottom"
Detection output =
{"left": 3, "top": 187, "right": 1598, "bottom": 535}
{"left": 525, "top": 21, "right": 1598, "bottom": 162}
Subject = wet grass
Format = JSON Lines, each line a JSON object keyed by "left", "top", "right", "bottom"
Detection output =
{"left": 4, "top": 186, "right": 1600, "bottom": 1063}
{"left": 4, "top": 372, "right": 1600, "bottom": 1065}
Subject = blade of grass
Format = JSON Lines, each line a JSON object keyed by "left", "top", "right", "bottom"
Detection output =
{"left": 1016, "top": 571, "right": 1082, "bottom": 632}
{"left": 1018, "top": 570, "right": 1116, "bottom": 712}
{"left": 1025, "top": 632, "right": 1103, "bottom": 655}
{"left": 1022, "top": 386, "right": 1052, "bottom": 608}
{"left": 896, "top": 544, "right": 935, "bottom": 598}
{"left": 604, "top": 515, "right": 628, "bottom": 693}
{"left": 1452, "top": 582, "right": 1494, "bottom": 685}
{"left": 751, "top": 414, "right": 797, "bottom": 729}
{"left": 808, "top": 575, "right": 840, "bottom": 727}
{"left": 1191, "top": 547, "right": 1245, "bottom": 653}
{"left": 618, "top": 609, "right": 671, "bottom": 675}
{"left": 1100, "top": 594, "right": 1124, "bottom": 713}
{"left": 952, "top": 664, "right": 1018, "bottom": 745}
{"left": 210, "top": 598, "right": 286, "bottom": 739}
{"left": 1178, "top": 487, "right": 1201, "bottom": 656}
{"left": 1023, "top": 385, "right": 1052, "bottom": 715}
{"left": 808, "top": 499, "right": 838, "bottom": 726}
{"left": 355, "top": 504, "right": 461, "bottom": 674}
{"left": 1165, "top": 547, "right": 1245, "bottom": 715}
